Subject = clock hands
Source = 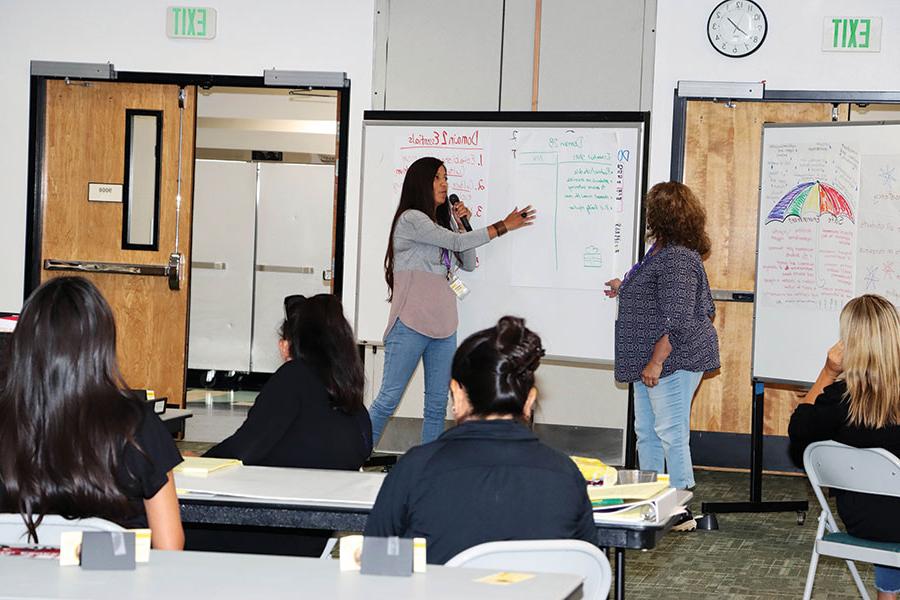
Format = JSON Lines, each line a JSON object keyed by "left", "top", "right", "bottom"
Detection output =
{"left": 727, "top": 16, "right": 748, "bottom": 36}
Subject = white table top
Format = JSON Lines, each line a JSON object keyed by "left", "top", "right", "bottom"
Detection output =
{"left": 160, "top": 408, "right": 192, "bottom": 422}
{"left": 0, "top": 551, "right": 583, "bottom": 600}
{"left": 176, "top": 465, "right": 385, "bottom": 510}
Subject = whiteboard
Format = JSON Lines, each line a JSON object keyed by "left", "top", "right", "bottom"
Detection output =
{"left": 753, "top": 121, "right": 900, "bottom": 384}
{"left": 355, "top": 113, "right": 647, "bottom": 362}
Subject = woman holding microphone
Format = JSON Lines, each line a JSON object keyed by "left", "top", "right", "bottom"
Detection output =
{"left": 369, "top": 156, "right": 535, "bottom": 445}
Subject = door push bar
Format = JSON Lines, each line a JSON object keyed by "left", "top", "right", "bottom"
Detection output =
{"left": 44, "top": 254, "right": 184, "bottom": 290}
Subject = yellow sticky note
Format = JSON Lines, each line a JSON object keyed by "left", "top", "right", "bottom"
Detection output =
{"left": 475, "top": 571, "right": 536, "bottom": 585}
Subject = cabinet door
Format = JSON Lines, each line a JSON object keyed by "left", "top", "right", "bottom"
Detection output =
{"left": 383, "top": 0, "right": 504, "bottom": 110}
{"left": 251, "top": 163, "right": 336, "bottom": 372}
{"left": 188, "top": 160, "right": 257, "bottom": 372}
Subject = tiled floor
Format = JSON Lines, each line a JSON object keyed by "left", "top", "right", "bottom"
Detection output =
{"left": 183, "top": 389, "right": 253, "bottom": 443}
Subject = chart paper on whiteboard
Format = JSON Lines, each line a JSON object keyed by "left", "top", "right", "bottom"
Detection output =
{"left": 753, "top": 121, "right": 900, "bottom": 385}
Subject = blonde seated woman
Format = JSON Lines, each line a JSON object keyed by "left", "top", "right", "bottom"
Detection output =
{"left": 789, "top": 294, "right": 900, "bottom": 600}
{"left": 0, "top": 277, "right": 183, "bottom": 549}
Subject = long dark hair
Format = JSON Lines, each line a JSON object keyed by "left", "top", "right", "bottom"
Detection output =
{"left": 384, "top": 156, "right": 452, "bottom": 300}
{"left": 281, "top": 294, "right": 364, "bottom": 413}
{"left": 451, "top": 316, "right": 545, "bottom": 418}
{"left": 0, "top": 276, "right": 144, "bottom": 542}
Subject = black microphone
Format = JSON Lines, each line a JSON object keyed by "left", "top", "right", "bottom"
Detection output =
{"left": 447, "top": 194, "right": 472, "bottom": 232}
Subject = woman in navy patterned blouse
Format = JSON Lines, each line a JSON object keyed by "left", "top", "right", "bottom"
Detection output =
{"left": 605, "top": 182, "right": 720, "bottom": 490}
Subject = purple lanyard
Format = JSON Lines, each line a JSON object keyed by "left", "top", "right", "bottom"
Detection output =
{"left": 622, "top": 242, "right": 656, "bottom": 284}
{"left": 441, "top": 249, "right": 452, "bottom": 275}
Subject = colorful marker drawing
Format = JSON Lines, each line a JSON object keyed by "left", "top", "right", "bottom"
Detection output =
{"left": 766, "top": 181, "right": 855, "bottom": 223}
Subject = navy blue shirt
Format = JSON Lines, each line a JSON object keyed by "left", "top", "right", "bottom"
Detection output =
{"left": 364, "top": 419, "right": 597, "bottom": 564}
{"left": 614, "top": 244, "right": 720, "bottom": 382}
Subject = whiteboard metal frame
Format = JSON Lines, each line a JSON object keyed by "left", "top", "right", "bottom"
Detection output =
{"left": 355, "top": 110, "right": 651, "bottom": 364}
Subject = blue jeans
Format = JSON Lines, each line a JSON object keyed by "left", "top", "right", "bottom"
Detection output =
{"left": 369, "top": 320, "right": 457, "bottom": 445}
{"left": 876, "top": 565, "right": 900, "bottom": 594}
{"left": 633, "top": 370, "right": 703, "bottom": 489}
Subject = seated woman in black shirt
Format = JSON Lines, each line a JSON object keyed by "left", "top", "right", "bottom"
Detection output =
{"left": 204, "top": 293, "right": 372, "bottom": 468}
{"left": 0, "top": 277, "right": 183, "bottom": 548}
{"left": 192, "top": 294, "right": 371, "bottom": 557}
{"left": 365, "top": 316, "right": 596, "bottom": 565}
{"left": 789, "top": 294, "right": 900, "bottom": 600}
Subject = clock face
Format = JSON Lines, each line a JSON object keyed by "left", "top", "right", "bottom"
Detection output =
{"left": 707, "top": 0, "right": 767, "bottom": 58}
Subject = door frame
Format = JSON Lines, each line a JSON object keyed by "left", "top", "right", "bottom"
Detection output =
{"left": 24, "top": 65, "right": 352, "bottom": 301}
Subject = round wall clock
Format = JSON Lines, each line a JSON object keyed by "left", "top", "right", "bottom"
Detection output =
{"left": 707, "top": 0, "right": 767, "bottom": 58}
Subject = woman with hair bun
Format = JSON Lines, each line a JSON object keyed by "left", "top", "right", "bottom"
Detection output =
{"left": 365, "top": 316, "right": 596, "bottom": 565}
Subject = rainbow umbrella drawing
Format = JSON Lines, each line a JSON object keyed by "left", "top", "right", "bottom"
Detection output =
{"left": 766, "top": 181, "right": 855, "bottom": 223}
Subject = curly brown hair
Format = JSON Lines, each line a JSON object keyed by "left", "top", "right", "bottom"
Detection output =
{"left": 645, "top": 181, "right": 711, "bottom": 256}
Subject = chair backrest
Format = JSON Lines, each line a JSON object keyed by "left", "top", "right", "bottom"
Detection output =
{"left": 803, "top": 440, "right": 900, "bottom": 497}
{"left": 445, "top": 539, "right": 611, "bottom": 600}
{"left": 0, "top": 513, "right": 125, "bottom": 547}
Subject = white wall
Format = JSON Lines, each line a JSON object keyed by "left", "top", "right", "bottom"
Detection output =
{"left": 0, "top": 0, "right": 374, "bottom": 313}
{"left": 649, "top": 0, "right": 900, "bottom": 184}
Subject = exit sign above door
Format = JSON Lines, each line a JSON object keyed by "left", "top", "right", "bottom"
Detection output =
{"left": 823, "top": 17, "right": 881, "bottom": 52}
{"left": 167, "top": 6, "right": 217, "bottom": 39}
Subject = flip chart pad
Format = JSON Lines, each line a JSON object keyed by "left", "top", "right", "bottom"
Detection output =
{"left": 753, "top": 121, "right": 900, "bottom": 384}
{"left": 355, "top": 113, "right": 647, "bottom": 361}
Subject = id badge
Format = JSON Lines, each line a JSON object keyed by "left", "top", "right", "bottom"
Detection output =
{"left": 448, "top": 273, "right": 470, "bottom": 300}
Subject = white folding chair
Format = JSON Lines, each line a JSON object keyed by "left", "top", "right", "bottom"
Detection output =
{"left": 0, "top": 513, "right": 124, "bottom": 547}
{"left": 802, "top": 440, "right": 900, "bottom": 600}
{"left": 446, "top": 539, "right": 611, "bottom": 600}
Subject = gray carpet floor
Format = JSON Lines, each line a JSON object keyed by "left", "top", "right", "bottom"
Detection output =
{"left": 627, "top": 469, "right": 875, "bottom": 599}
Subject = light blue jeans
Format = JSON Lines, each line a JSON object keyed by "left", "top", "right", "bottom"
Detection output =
{"left": 633, "top": 369, "right": 703, "bottom": 489}
{"left": 369, "top": 320, "right": 457, "bottom": 445}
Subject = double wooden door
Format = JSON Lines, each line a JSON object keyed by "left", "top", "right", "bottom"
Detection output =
{"left": 37, "top": 79, "right": 196, "bottom": 406}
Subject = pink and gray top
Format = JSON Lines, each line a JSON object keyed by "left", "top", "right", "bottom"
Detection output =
{"left": 386, "top": 209, "right": 491, "bottom": 339}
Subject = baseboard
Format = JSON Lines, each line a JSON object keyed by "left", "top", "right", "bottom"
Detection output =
{"left": 691, "top": 430, "right": 802, "bottom": 473}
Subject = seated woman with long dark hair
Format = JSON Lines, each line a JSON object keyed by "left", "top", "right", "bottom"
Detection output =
{"left": 365, "top": 316, "right": 596, "bottom": 564}
{"left": 203, "top": 293, "right": 372, "bottom": 468}
{"left": 191, "top": 294, "right": 371, "bottom": 557}
{"left": 0, "top": 277, "right": 184, "bottom": 548}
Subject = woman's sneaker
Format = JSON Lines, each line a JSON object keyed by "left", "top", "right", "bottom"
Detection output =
{"left": 671, "top": 507, "right": 697, "bottom": 532}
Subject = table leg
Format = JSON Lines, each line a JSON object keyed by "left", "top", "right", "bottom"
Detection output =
{"left": 615, "top": 547, "right": 625, "bottom": 599}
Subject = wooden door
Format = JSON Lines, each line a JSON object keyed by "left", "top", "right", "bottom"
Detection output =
{"left": 683, "top": 100, "right": 848, "bottom": 436}
{"left": 39, "top": 80, "right": 196, "bottom": 407}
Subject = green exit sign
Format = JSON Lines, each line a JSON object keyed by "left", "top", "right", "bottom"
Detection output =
{"left": 167, "top": 6, "right": 216, "bottom": 39}
{"left": 823, "top": 16, "right": 881, "bottom": 52}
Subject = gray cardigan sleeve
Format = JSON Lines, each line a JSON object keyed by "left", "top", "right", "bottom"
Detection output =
{"left": 396, "top": 210, "right": 491, "bottom": 253}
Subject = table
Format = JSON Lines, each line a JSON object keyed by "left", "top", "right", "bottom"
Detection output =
{"left": 0, "top": 551, "right": 583, "bottom": 599}
{"left": 593, "top": 490, "right": 692, "bottom": 599}
{"left": 177, "top": 467, "right": 687, "bottom": 599}
{"left": 160, "top": 408, "right": 193, "bottom": 437}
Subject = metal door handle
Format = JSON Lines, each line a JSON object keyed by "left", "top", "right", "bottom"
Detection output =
{"left": 44, "top": 256, "right": 183, "bottom": 291}
{"left": 256, "top": 264, "right": 314, "bottom": 274}
{"left": 192, "top": 261, "right": 227, "bottom": 270}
